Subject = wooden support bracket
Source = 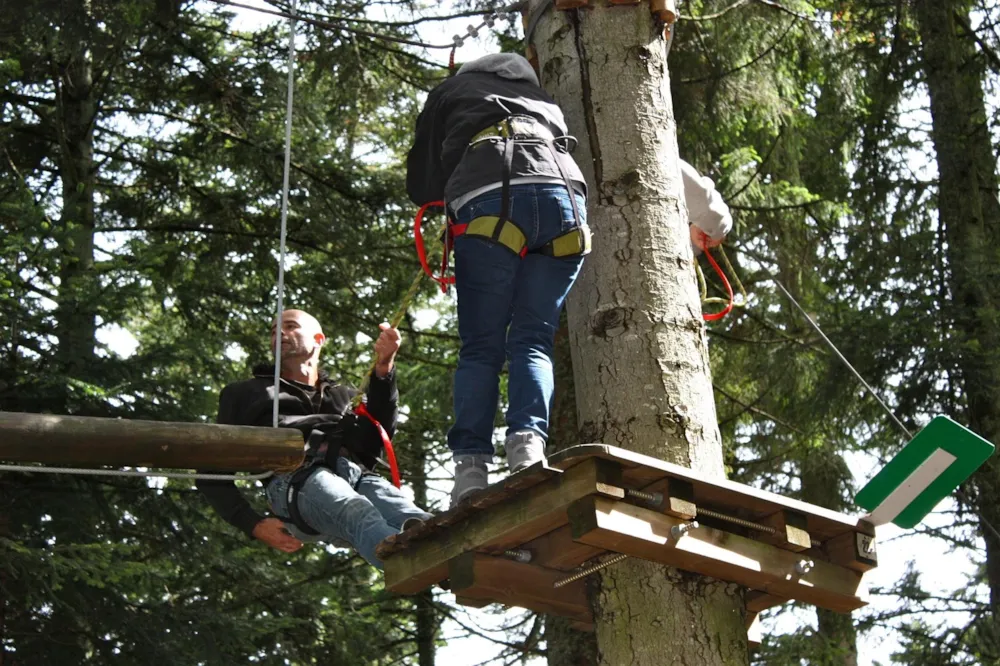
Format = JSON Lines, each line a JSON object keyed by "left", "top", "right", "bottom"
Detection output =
{"left": 449, "top": 553, "right": 593, "bottom": 627}
{"left": 553, "top": 0, "right": 677, "bottom": 24}
{"left": 761, "top": 509, "right": 812, "bottom": 552}
{"left": 568, "top": 496, "right": 868, "bottom": 613}
{"left": 383, "top": 457, "right": 625, "bottom": 594}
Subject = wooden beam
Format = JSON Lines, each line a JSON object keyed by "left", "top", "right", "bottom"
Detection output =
{"left": 0, "top": 411, "right": 304, "bottom": 472}
{"left": 522, "top": 524, "right": 604, "bottom": 571}
{"left": 568, "top": 496, "right": 868, "bottom": 613}
{"left": 549, "top": 445, "right": 866, "bottom": 542}
{"left": 745, "top": 591, "right": 789, "bottom": 613}
{"left": 824, "top": 522, "right": 878, "bottom": 573}
{"left": 555, "top": 0, "right": 590, "bottom": 8}
{"left": 449, "top": 553, "right": 593, "bottom": 626}
{"left": 382, "top": 457, "right": 624, "bottom": 594}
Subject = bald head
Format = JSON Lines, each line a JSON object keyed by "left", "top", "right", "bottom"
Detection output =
{"left": 272, "top": 309, "right": 326, "bottom": 362}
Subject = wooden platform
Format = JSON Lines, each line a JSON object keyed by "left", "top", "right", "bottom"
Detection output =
{"left": 0, "top": 411, "right": 305, "bottom": 472}
{"left": 377, "top": 445, "right": 876, "bottom": 629}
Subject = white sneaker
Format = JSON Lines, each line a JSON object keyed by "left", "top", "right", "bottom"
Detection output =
{"left": 451, "top": 454, "right": 490, "bottom": 507}
{"left": 505, "top": 431, "right": 546, "bottom": 473}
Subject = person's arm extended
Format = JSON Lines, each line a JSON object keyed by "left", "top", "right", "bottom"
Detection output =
{"left": 366, "top": 324, "right": 400, "bottom": 438}
{"left": 195, "top": 385, "right": 267, "bottom": 538}
{"left": 681, "top": 160, "right": 732, "bottom": 251}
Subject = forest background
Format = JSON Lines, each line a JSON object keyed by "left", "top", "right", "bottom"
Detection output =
{"left": 2, "top": 0, "right": 999, "bottom": 664}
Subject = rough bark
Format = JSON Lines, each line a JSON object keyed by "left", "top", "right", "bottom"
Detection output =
{"left": 545, "top": 314, "right": 598, "bottom": 666}
{"left": 411, "top": 445, "right": 437, "bottom": 666}
{"left": 914, "top": 0, "right": 1000, "bottom": 644}
{"left": 53, "top": 1, "right": 98, "bottom": 389}
{"left": 530, "top": 2, "right": 748, "bottom": 664}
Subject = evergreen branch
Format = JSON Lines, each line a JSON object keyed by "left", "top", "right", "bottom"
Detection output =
{"left": 953, "top": 10, "right": 1000, "bottom": 71}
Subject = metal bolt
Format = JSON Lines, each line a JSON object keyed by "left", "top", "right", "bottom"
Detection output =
{"left": 795, "top": 559, "right": 815, "bottom": 575}
{"left": 696, "top": 508, "right": 776, "bottom": 534}
{"left": 553, "top": 553, "right": 629, "bottom": 588}
{"left": 503, "top": 548, "right": 532, "bottom": 564}
{"left": 670, "top": 520, "right": 699, "bottom": 540}
{"left": 626, "top": 488, "right": 664, "bottom": 507}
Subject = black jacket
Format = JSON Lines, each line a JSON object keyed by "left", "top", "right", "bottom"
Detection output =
{"left": 196, "top": 365, "right": 398, "bottom": 537}
{"left": 406, "top": 71, "right": 586, "bottom": 208}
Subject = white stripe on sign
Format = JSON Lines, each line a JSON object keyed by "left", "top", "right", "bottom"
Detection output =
{"left": 868, "top": 448, "right": 957, "bottom": 526}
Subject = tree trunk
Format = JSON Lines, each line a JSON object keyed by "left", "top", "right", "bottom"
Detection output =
{"left": 914, "top": 0, "right": 1000, "bottom": 647}
{"left": 410, "top": 446, "right": 437, "bottom": 666}
{"left": 53, "top": 1, "right": 98, "bottom": 391}
{"left": 530, "top": 3, "right": 748, "bottom": 663}
{"left": 800, "top": 451, "right": 858, "bottom": 666}
{"left": 545, "top": 315, "right": 598, "bottom": 666}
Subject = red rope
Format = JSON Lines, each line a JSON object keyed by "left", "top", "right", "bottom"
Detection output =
{"left": 414, "top": 200, "right": 454, "bottom": 292}
{"left": 354, "top": 403, "right": 401, "bottom": 489}
{"left": 702, "top": 247, "right": 734, "bottom": 321}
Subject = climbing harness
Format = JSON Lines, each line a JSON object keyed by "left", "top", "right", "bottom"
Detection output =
{"left": 414, "top": 115, "right": 591, "bottom": 294}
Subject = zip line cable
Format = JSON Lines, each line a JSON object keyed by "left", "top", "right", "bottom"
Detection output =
{"left": 773, "top": 277, "right": 1000, "bottom": 544}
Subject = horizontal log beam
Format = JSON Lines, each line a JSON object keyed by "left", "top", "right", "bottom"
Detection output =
{"left": 568, "top": 496, "right": 868, "bottom": 613}
{"left": 0, "top": 411, "right": 304, "bottom": 473}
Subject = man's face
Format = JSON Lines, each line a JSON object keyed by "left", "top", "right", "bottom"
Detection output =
{"left": 271, "top": 311, "right": 324, "bottom": 360}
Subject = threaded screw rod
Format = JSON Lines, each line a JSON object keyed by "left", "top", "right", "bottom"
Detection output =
{"left": 696, "top": 508, "right": 776, "bottom": 534}
{"left": 503, "top": 549, "right": 532, "bottom": 563}
{"left": 553, "top": 554, "right": 629, "bottom": 588}
{"left": 625, "top": 488, "right": 664, "bottom": 506}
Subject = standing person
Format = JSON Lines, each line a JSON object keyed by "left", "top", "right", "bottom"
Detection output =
{"left": 406, "top": 53, "right": 590, "bottom": 506}
{"left": 197, "top": 309, "right": 432, "bottom": 569}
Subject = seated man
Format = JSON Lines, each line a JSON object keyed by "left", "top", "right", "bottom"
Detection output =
{"left": 197, "top": 309, "right": 432, "bottom": 569}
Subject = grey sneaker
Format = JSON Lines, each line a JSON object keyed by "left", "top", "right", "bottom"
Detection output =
{"left": 451, "top": 454, "right": 490, "bottom": 507}
{"left": 505, "top": 431, "right": 546, "bottom": 473}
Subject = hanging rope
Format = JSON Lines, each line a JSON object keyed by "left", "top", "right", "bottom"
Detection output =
{"left": 272, "top": 0, "right": 297, "bottom": 431}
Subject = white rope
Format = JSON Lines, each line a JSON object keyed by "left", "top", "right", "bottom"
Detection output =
{"left": 0, "top": 464, "right": 274, "bottom": 482}
{"left": 272, "top": 0, "right": 298, "bottom": 429}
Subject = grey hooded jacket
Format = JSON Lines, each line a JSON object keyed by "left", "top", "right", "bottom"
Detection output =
{"left": 406, "top": 53, "right": 586, "bottom": 208}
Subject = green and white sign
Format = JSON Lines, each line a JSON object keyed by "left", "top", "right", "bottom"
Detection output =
{"left": 856, "top": 415, "right": 994, "bottom": 529}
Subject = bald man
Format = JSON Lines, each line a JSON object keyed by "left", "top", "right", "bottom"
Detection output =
{"left": 197, "top": 310, "right": 432, "bottom": 568}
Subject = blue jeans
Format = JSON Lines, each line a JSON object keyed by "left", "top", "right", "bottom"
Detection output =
{"left": 266, "top": 457, "right": 432, "bottom": 569}
{"left": 448, "top": 183, "right": 587, "bottom": 458}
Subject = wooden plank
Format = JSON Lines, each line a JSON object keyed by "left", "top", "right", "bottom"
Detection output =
{"left": 521, "top": 524, "right": 604, "bottom": 571}
{"left": 449, "top": 553, "right": 593, "bottom": 626}
{"left": 555, "top": 0, "right": 590, "bottom": 9}
{"left": 643, "top": 477, "right": 697, "bottom": 519}
{"left": 454, "top": 596, "right": 489, "bottom": 609}
{"left": 745, "top": 591, "right": 789, "bottom": 613}
{"left": 746, "top": 612, "right": 762, "bottom": 648}
{"left": 651, "top": 0, "right": 678, "bottom": 23}
{"left": 824, "top": 522, "right": 878, "bottom": 573}
{"left": 378, "top": 463, "right": 564, "bottom": 558}
{"left": 382, "top": 457, "right": 625, "bottom": 595}
{"left": 761, "top": 510, "right": 812, "bottom": 552}
{"left": 0, "top": 411, "right": 304, "bottom": 472}
{"left": 567, "top": 496, "right": 868, "bottom": 613}
{"left": 550, "top": 445, "right": 866, "bottom": 541}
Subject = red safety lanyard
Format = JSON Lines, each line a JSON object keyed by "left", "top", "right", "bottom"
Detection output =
{"left": 701, "top": 246, "right": 734, "bottom": 321}
{"left": 414, "top": 200, "right": 454, "bottom": 293}
{"left": 354, "top": 402, "right": 401, "bottom": 489}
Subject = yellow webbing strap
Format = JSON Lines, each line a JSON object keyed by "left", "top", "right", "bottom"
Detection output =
{"left": 549, "top": 226, "right": 592, "bottom": 257}
{"left": 465, "top": 216, "right": 528, "bottom": 255}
